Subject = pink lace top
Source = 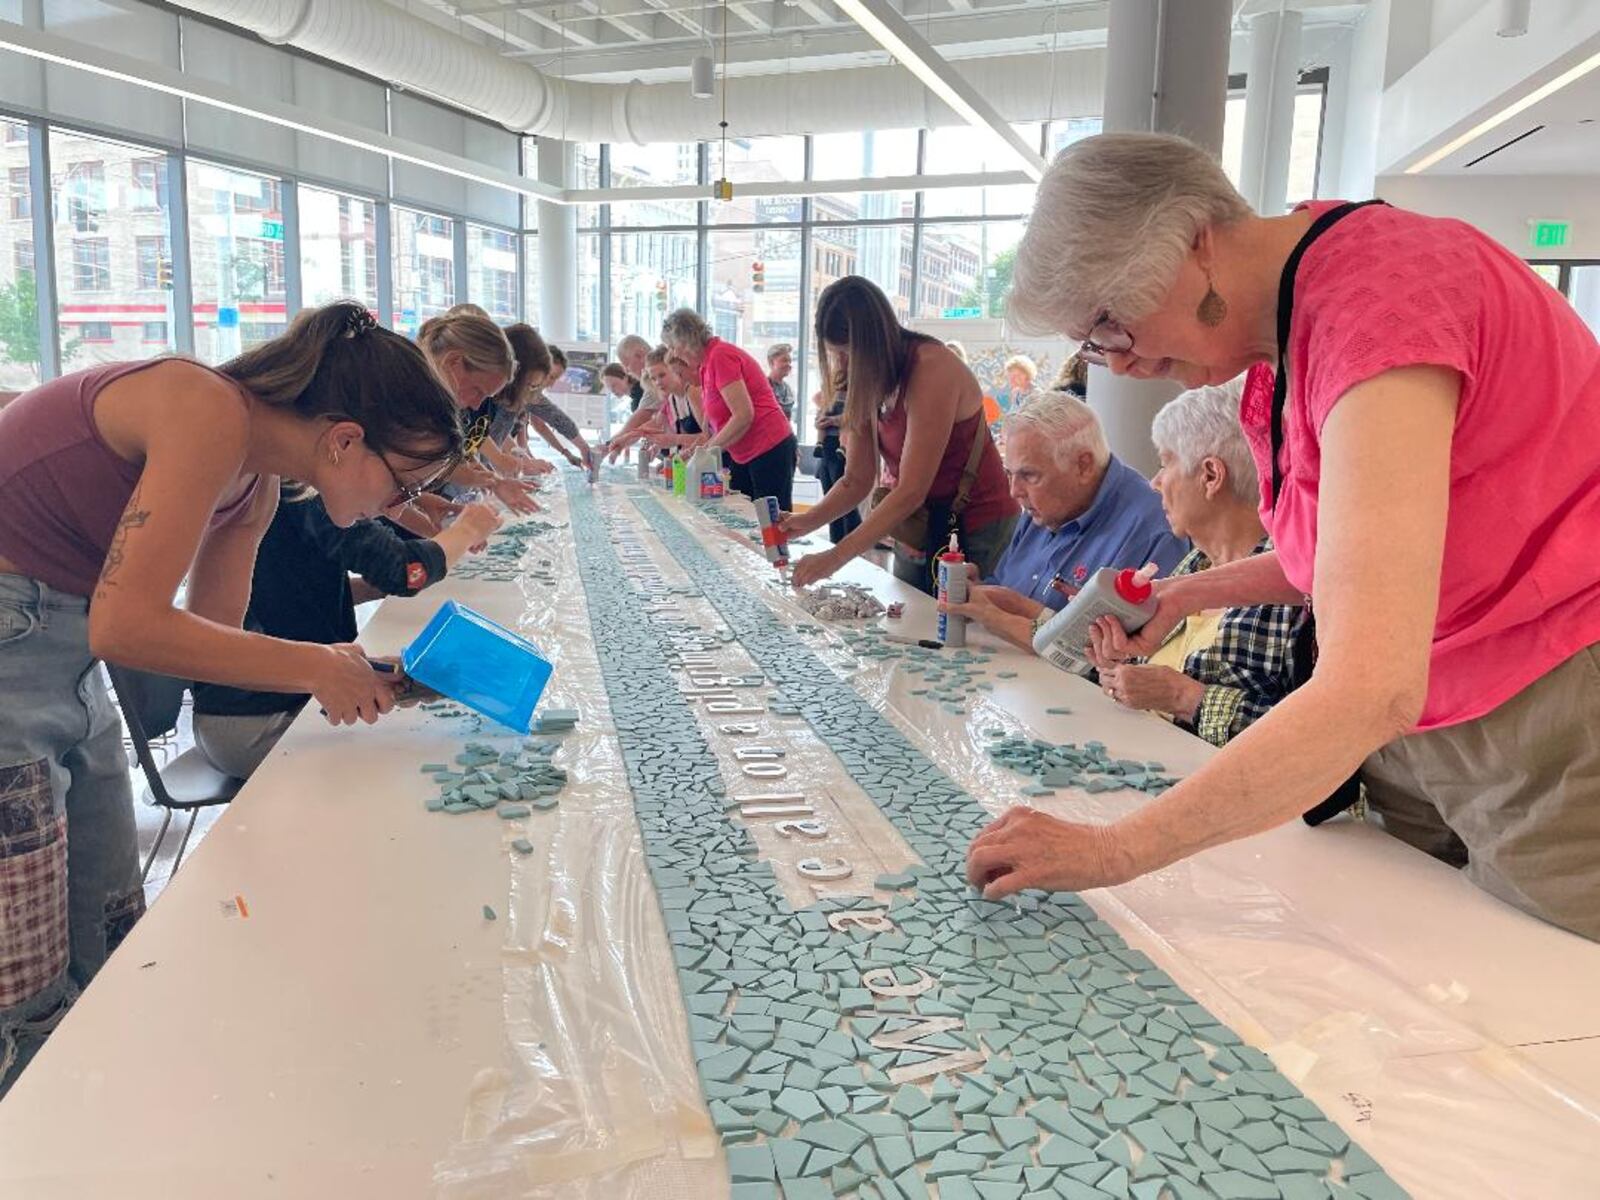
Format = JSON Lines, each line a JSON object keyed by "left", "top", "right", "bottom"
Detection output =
{"left": 1240, "top": 201, "right": 1600, "bottom": 730}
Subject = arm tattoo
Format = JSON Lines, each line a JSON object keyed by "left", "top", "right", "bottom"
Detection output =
{"left": 95, "top": 483, "right": 150, "bottom": 600}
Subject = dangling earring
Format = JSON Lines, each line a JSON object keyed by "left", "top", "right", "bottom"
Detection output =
{"left": 330, "top": 447, "right": 342, "bottom": 468}
{"left": 1197, "top": 270, "right": 1228, "bottom": 327}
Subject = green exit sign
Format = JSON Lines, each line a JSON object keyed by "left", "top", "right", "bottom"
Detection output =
{"left": 1530, "top": 220, "right": 1570, "bottom": 249}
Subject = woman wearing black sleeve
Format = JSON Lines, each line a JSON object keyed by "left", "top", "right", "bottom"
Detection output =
{"left": 190, "top": 486, "right": 498, "bottom": 778}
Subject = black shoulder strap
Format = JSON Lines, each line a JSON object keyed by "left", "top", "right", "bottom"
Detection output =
{"left": 1270, "top": 199, "right": 1387, "bottom": 507}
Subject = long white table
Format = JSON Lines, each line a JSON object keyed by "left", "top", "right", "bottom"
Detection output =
{"left": 1, "top": 479, "right": 1597, "bottom": 1199}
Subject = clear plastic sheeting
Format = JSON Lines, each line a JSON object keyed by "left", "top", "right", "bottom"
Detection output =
{"left": 432, "top": 483, "right": 1600, "bottom": 1200}
{"left": 434, "top": 483, "right": 720, "bottom": 1199}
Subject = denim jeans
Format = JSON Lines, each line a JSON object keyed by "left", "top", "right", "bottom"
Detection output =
{"left": 815, "top": 444, "right": 862, "bottom": 545}
{"left": 0, "top": 573, "right": 143, "bottom": 1097}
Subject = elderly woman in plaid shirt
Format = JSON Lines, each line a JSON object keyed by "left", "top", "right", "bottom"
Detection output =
{"left": 1091, "top": 380, "right": 1303, "bottom": 746}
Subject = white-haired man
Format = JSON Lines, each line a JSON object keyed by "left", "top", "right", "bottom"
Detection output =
{"left": 766, "top": 343, "right": 796, "bottom": 423}
{"left": 616, "top": 334, "right": 654, "bottom": 411}
{"left": 947, "top": 393, "right": 1186, "bottom": 650}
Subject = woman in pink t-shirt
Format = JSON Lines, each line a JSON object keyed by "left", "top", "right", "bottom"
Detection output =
{"left": 661, "top": 309, "right": 797, "bottom": 510}
{"left": 966, "top": 133, "right": 1600, "bottom": 941}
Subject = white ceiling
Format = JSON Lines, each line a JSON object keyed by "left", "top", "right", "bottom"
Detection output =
{"left": 399, "top": 0, "right": 1370, "bottom": 86}
{"left": 1416, "top": 66, "right": 1600, "bottom": 175}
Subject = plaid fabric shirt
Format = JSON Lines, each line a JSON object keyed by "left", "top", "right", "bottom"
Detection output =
{"left": 1152, "top": 540, "right": 1306, "bottom": 747}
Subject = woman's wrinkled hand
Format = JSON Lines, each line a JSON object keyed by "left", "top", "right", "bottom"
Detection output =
{"left": 965, "top": 806, "right": 1138, "bottom": 900}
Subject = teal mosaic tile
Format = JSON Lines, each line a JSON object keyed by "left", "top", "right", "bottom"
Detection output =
{"left": 555, "top": 480, "right": 1403, "bottom": 1200}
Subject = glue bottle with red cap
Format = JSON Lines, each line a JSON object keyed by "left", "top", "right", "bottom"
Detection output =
{"left": 936, "top": 531, "right": 971, "bottom": 647}
{"left": 1032, "top": 564, "right": 1160, "bottom": 676}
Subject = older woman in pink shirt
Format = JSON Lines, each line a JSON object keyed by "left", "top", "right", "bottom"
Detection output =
{"left": 661, "top": 308, "right": 798, "bottom": 511}
{"left": 968, "top": 133, "right": 1600, "bottom": 941}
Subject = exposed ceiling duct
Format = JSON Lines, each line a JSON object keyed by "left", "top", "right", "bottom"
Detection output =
{"left": 164, "top": 0, "right": 1102, "bottom": 144}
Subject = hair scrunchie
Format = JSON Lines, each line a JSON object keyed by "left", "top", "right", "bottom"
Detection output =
{"left": 344, "top": 307, "right": 378, "bottom": 338}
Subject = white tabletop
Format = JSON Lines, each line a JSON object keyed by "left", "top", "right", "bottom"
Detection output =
{"left": 1, "top": 482, "right": 1597, "bottom": 1199}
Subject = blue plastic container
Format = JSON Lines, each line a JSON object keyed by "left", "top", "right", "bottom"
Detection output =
{"left": 401, "top": 600, "right": 553, "bottom": 733}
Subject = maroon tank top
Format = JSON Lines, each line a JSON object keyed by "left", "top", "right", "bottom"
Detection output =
{"left": 0, "top": 359, "right": 262, "bottom": 597}
{"left": 876, "top": 392, "right": 1017, "bottom": 532}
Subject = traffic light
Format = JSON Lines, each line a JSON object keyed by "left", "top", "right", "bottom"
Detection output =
{"left": 655, "top": 278, "right": 668, "bottom": 310}
{"left": 751, "top": 260, "right": 765, "bottom": 293}
{"left": 157, "top": 258, "right": 173, "bottom": 290}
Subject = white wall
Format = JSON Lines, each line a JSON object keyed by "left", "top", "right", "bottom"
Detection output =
{"left": 1430, "top": 0, "right": 1489, "bottom": 48}
{"left": 1385, "top": 0, "right": 1435, "bottom": 85}
{"left": 1377, "top": 172, "right": 1600, "bottom": 259}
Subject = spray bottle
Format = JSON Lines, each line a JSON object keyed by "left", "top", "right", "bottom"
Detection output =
{"left": 936, "top": 532, "right": 971, "bottom": 647}
{"left": 1032, "top": 566, "right": 1160, "bottom": 676}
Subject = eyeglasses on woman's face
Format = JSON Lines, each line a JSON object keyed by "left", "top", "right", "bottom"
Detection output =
{"left": 1078, "top": 312, "right": 1135, "bottom": 365}
{"left": 377, "top": 448, "right": 457, "bottom": 510}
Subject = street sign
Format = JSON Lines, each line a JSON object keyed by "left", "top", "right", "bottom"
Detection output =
{"left": 260, "top": 219, "right": 285, "bottom": 240}
{"left": 942, "top": 306, "right": 983, "bottom": 319}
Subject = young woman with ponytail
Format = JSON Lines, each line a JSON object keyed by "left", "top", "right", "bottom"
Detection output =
{"left": 0, "top": 300, "right": 463, "bottom": 1095}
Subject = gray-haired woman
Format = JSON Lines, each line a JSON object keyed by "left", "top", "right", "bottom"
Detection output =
{"left": 661, "top": 308, "right": 797, "bottom": 510}
{"left": 967, "top": 132, "right": 1600, "bottom": 941}
{"left": 1091, "top": 380, "right": 1301, "bottom": 747}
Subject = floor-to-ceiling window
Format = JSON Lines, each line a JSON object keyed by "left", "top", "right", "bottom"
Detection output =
{"left": 300, "top": 184, "right": 379, "bottom": 312}
{"left": 1221, "top": 71, "right": 1328, "bottom": 211}
{"left": 1527, "top": 260, "right": 1600, "bottom": 340}
{"left": 50, "top": 129, "right": 177, "bottom": 372}
{"left": 1568, "top": 265, "right": 1600, "bottom": 337}
{"left": 3, "top": 66, "right": 1326, "bottom": 391}
{"left": 390, "top": 206, "right": 455, "bottom": 337}
{"left": 0, "top": 119, "right": 39, "bottom": 389}
{"left": 466, "top": 223, "right": 519, "bottom": 326}
{"left": 187, "top": 160, "right": 287, "bottom": 362}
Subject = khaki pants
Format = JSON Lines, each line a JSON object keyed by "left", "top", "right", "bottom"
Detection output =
{"left": 193, "top": 709, "right": 299, "bottom": 781}
{"left": 1361, "top": 642, "right": 1600, "bottom": 941}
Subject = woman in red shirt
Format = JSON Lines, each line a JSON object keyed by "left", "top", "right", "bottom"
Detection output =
{"left": 784, "top": 276, "right": 1018, "bottom": 595}
{"left": 966, "top": 132, "right": 1600, "bottom": 941}
{"left": 660, "top": 309, "right": 797, "bottom": 510}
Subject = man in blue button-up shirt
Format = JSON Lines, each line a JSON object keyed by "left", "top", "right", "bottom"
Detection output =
{"left": 950, "top": 393, "right": 1187, "bottom": 650}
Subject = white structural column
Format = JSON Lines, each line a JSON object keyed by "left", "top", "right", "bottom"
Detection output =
{"left": 1240, "top": 6, "right": 1306, "bottom": 215}
{"left": 1336, "top": 0, "right": 1390, "bottom": 200}
{"left": 537, "top": 136, "right": 578, "bottom": 344}
{"left": 1090, "top": 0, "right": 1232, "bottom": 476}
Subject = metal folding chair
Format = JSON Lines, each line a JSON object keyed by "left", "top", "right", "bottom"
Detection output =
{"left": 106, "top": 664, "right": 244, "bottom": 881}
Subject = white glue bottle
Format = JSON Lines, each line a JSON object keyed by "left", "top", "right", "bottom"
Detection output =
{"left": 936, "top": 533, "right": 970, "bottom": 647}
{"left": 1032, "top": 566, "right": 1159, "bottom": 676}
